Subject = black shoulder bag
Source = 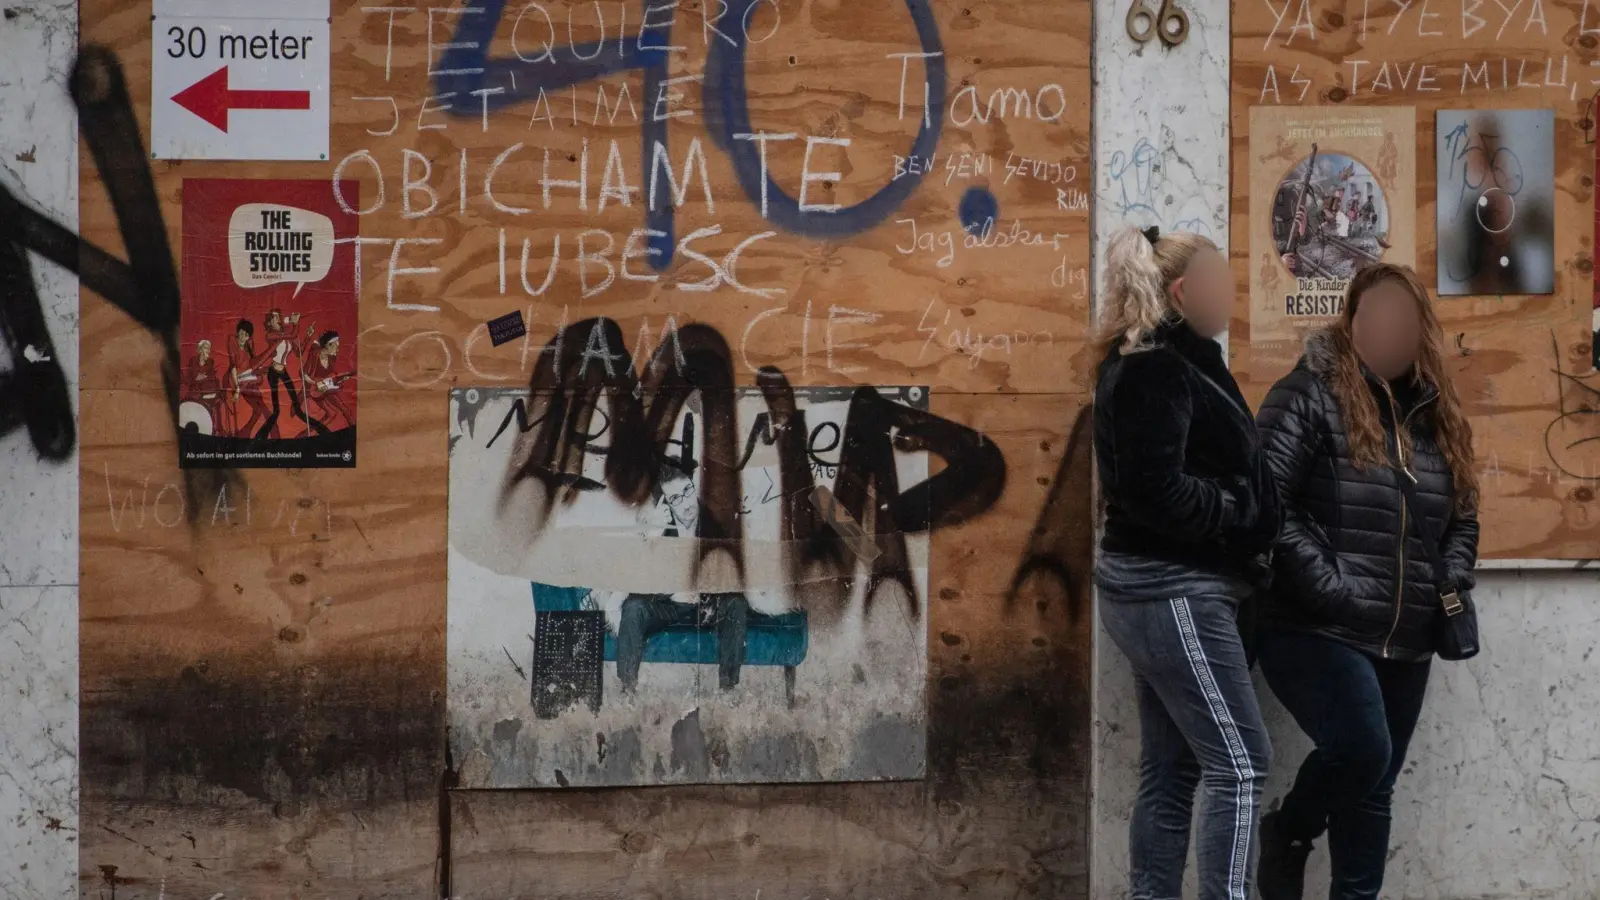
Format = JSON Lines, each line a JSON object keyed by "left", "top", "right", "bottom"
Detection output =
{"left": 1393, "top": 466, "right": 1480, "bottom": 661}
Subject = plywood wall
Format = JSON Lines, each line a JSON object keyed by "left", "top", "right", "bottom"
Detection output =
{"left": 75, "top": 0, "right": 1095, "bottom": 895}
{"left": 1232, "top": 0, "right": 1600, "bottom": 559}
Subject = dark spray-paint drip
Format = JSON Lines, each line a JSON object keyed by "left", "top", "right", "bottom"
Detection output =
{"left": 1007, "top": 405, "right": 1094, "bottom": 621}
{"left": 503, "top": 317, "right": 747, "bottom": 586}
{"left": 0, "top": 205, "right": 73, "bottom": 458}
{"left": 495, "top": 318, "right": 1008, "bottom": 620}
{"left": 0, "top": 46, "right": 242, "bottom": 521}
{"left": 72, "top": 47, "right": 241, "bottom": 520}
{"left": 829, "top": 385, "right": 1007, "bottom": 617}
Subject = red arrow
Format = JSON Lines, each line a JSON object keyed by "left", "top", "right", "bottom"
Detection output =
{"left": 171, "top": 66, "right": 310, "bottom": 133}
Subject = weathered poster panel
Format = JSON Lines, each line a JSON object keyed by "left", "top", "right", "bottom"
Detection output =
{"left": 447, "top": 382, "right": 937, "bottom": 787}
{"left": 1435, "top": 108, "right": 1555, "bottom": 297}
{"left": 1248, "top": 105, "right": 1416, "bottom": 346}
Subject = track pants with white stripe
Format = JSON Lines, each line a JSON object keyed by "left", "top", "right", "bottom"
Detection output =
{"left": 1101, "top": 593, "right": 1273, "bottom": 900}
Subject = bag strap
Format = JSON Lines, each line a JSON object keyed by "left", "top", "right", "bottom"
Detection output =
{"left": 1391, "top": 461, "right": 1466, "bottom": 616}
{"left": 1171, "top": 350, "right": 1254, "bottom": 422}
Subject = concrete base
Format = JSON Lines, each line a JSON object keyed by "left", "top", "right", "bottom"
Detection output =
{"left": 1092, "top": 569, "right": 1600, "bottom": 899}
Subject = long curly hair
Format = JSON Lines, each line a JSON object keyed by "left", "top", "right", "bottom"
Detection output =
{"left": 1091, "top": 226, "right": 1217, "bottom": 366}
{"left": 1327, "top": 263, "right": 1478, "bottom": 512}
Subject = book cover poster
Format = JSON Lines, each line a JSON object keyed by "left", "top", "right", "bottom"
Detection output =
{"left": 179, "top": 178, "right": 359, "bottom": 468}
{"left": 1249, "top": 106, "right": 1416, "bottom": 346}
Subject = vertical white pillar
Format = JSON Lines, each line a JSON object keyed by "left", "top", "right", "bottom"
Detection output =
{"left": 1090, "top": 3, "right": 1230, "bottom": 896}
{"left": 0, "top": 2, "right": 82, "bottom": 897}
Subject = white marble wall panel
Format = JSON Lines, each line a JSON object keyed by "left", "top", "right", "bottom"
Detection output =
{"left": 0, "top": 586, "right": 78, "bottom": 899}
{"left": 0, "top": 0, "right": 80, "bottom": 588}
{"left": 0, "top": 2, "right": 80, "bottom": 898}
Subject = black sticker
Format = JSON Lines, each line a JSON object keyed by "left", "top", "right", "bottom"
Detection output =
{"left": 488, "top": 309, "right": 527, "bottom": 347}
{"left": 531, "top": 610, "right": 604, "bottom": 719}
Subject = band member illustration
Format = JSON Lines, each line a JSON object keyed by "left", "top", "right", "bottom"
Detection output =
{"left": 229, "top": 319, "right": 273, "bottom": 438}
{"left": 183, "top": 339, "right": 224, "bottom": 423}
{"left": 302, "top": 330, "right": 356, "bottom": 431}
{"left": 261, "top": 308, "right": 328, "bottom": 439}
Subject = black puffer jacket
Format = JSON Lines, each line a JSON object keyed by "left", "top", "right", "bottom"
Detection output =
{"left": 1256, "top": 327, "right": 1480, "bottom": 662}
{"left": 1095, "top": 316, "right": 1282, "bottom": 577}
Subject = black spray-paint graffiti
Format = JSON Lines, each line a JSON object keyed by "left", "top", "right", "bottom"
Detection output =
{"left": 0, "top": 46, "right": 238, "bottom": 516}
{"left": 481, "top": 317, "right": 1007, "bottom": 619}
{"left": 1544, "top": 329, "right": 1600, "bottom": 483}
{"left": 1007, "top": 403, "right": 1093, "bottom": 618}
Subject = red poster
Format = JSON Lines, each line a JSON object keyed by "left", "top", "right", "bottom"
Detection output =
{"left": 179, "top": 178, "right": 359, "bottom": 468}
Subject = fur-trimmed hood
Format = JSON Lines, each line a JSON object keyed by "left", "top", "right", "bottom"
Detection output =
{"left": 1301, "top": 326, "right": 1342, "bottom": 378}
{"left": 1297, "top": 324, "right": 1439, "bottom": 404}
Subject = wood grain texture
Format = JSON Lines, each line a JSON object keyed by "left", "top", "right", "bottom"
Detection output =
{"left": 1231, "top": 0, "right": 1600, "bottom": 558}
{"left": 77, "top": 0, "right": 1095, "bottom": 894}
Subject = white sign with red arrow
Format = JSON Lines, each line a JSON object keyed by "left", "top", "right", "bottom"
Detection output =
{"left": 150, "top": 0, "right": 329, "bottom": 161}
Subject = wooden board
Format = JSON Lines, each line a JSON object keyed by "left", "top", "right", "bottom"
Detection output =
{"left": 75, "top": 0, "right": 1095, "bottom": 894}
{"left": 1232, "top": 0, "right": 1600, "bottom": 559}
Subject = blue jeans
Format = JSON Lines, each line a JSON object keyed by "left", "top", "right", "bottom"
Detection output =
{"left": 1101, "top": 593, "right": 1273, "bottom": 900}
{"left": 616, "top": 593, "right": 749, "bottom": 691}
{"left": 1258, "top": 631, "right": 1431, "bottom": 900}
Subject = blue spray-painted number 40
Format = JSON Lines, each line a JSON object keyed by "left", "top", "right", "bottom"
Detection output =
{"left": 433, "top": 0, "right": 975, "bottom": 269}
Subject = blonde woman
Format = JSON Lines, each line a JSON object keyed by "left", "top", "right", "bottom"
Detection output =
{"left": 1254, "top": 264, "right": 1480, "bottom": 900}
{"left": 1094, "top": 226, "right": 1282, "bottom": 900}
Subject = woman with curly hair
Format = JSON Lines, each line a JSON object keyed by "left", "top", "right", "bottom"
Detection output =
{"left": 1254, "top": 263, "right": 1480, "bottom": 900}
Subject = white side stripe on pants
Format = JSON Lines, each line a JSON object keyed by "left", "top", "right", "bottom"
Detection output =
{"left": 1169, "top": 597, "right": 1255, "bottom": 900}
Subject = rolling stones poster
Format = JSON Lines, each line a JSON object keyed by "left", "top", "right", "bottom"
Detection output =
{"left": 1249, "top": 106, "right": 1416, "bottom": 346}
{"left": 179, "top": 179, "right": 359, "bottom": 468}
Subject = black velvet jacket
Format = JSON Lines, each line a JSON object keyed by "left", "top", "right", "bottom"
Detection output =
{"left": 1256, "top": 327, "right": 1480, "bottom": 662}
{"left": 1094, "top": 317, "right": 1283, "bottom": 577}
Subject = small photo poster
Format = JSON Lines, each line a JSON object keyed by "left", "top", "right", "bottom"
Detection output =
{"left": 1248, "top": 106, "right": 1416, "bottom": 346}
{"left": 1436, "top": 108, "right": 1555, "bottom": 297}
{"left": 178, "top": 178, "right": 359, "bottom": 469}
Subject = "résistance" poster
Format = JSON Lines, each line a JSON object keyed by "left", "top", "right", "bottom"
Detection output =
{"left": 1249, "top": 106, "right": 1416, "bottom": 346}
{"left": 179, "top": 178, "right": 359, "bottom": 468}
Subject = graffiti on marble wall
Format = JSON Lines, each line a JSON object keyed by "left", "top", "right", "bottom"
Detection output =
{"left": 1103, "top": 126, "right": 1217, "bottom": 238}
{"left": 0, "top": 47, "right": 238, "bottom": 513}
